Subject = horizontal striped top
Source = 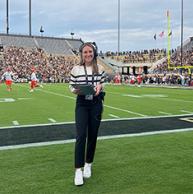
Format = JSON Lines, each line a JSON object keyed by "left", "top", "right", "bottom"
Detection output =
{"left": 69, "top": 64, "right": 105, "bottom": 92}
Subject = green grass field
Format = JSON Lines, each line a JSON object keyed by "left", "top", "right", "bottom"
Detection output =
{"left": 1, "top": 83, "right": 193, "bottom": 193}
{"left": 0, "top": 131, "right": 193, "bottom": 194}
{"left": 0, "top": 83, "right": 193, "bottom": 127}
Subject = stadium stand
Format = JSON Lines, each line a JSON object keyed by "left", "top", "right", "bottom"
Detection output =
{"left": 0, "top": 34, "right": 36, "bottom": 48}
{"left": 0, "top": 33, "right": 192, "bottom": 86}
{"left": 35, "top": 37, "right": 72, "bottom": 55}
{"left": 105, "top": 49, "right": 167, "bottom": 63}
{"left": 0, "top": 34, "right": 85, "bottom": 81}
{"left": 0, "top": 33, "right": 83, "bottom": 55}
{"left": 0, "top": 46, "right": 81, "bottom": 83}
{"left": 66, "top": 39, "right": 83, "bottom": 54}
{"left": 0, "top": 34, "right": 116, "bottom": 83}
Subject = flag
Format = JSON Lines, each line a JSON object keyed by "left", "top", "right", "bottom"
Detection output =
{"left": 153, "top": 34, "right": 156, "bottom": 40}
{"left": 159, "top": 31, "right": 164, "bottom": 38}
{"left": 168, "top": 31, "right": 172, "bottom": 36}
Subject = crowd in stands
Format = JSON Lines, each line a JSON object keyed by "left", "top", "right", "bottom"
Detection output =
{"left": 153, "top": 48, "right": 193, "bottom": 74}
{"left": 0, "top": 45, "right": 193, "bottom": 86}
{"left": 105, "top": 49, "right": 168, "bottom": 63}
{"left": 112, "top": 73, "right": 193, "bottom": 86}
{"left": 0, "top": 46, "right": 79, "bottom": 83}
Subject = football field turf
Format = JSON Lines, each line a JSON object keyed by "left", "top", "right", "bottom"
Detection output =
{"left": 0, "top": 83, "right": 193, "bottom": 193}
{"left": 0, "top": 83, "right": 193, "bottom": 127}
{"left": 0, "top": 131, "right": 193, "bottom": 194}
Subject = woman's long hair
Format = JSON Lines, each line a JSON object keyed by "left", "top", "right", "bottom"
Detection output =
{"left": 79, "top": 43, "right": 98, "bottom": 74}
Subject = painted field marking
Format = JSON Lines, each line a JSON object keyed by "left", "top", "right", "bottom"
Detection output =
{"left": 158, "top": 111, "right": 172, "bottom": 115}
{"left": 0, "top": 98, "right": 32, "bottom": 102}
{"left": 107, "top": 91, "right": 193, "bottom": 103}
{"left": 48, "top": 118, "right": 56, "bottom": 123}
{"left": 180, "top": 117, "right": 193, "bottom": 123}
{"left": 38, "top": 89, "right": 146, "bottom": 117}
{"left": 1, "top": 127, "right": 193, "bottom": 151}
{"left": 12, "top": 121, "right": 19, "bottom": 126}
{"left": 17, "top": 98, "right": 32, "bottom": 100}
{"left": 104, "top": 105, "right": 146, "bottom": 117}
{"left": 143, "top": 94, "right": 168, "bottom": 98}
{"left": 17, "top": 84, "right": 75, "bottom": 100}
{"left": 37, "top": 89, "right": 76, "bottom": 100}
{"left": 0, "top": 98, "right": 15, "bottom": 102}
{"left": 180, "top": 110, "right": 193, "bottom": 114}
{"left": 19, "top": 85, "right": 146, "bottom": 118}
{"left": 1, "top": 113, "right": 193, "bottom": 129}
{"left": 122, "top": 94, "right": 168, "bottom": 98}
{"left": 108, "top": 114, "right": 120, "bottom": 118}
{"left": 122, "top": 94, "right": 141, "bottom": 98}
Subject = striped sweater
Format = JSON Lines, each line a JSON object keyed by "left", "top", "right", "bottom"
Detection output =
{"left": 69, "top": 64, "right": 105, "bottom": 92}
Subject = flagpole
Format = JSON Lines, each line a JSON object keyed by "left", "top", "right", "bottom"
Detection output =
{"left": 29, "top": 0, "right": 32, "bottom": 36}
{"left": 180, "top": 0, "right": 183, "bottom": 67}
{"left": 167, "top": 10, "right": 171, "bottom": 68}
{"left": 117, "top": 0, "right": 120, "bottom": 56}
{"left": 6, "top": 0, "right": 9, "bottom": 34}
{"left": 155, "top": 35, "right": 157, "bottom": 51}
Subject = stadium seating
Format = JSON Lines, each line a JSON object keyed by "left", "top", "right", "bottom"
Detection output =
{"left": 0, "top": 46, "right": 80, "bottom": 82}
{"left": 105, "top": 49, "right": 167, "bottom": 64}
{"left": 0, "top": 33, "right": 83, "bottom": 55}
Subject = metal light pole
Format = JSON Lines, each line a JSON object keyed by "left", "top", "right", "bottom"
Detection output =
{"left": 6, "top": 0, "right": 9, "bottom": 34}
{"left": 29, "top": 0, "right": 32, "bottom": 36}
{"left": 40, "top": 26, "right": 44, "bottom": 36}
{"left": 70, "top": 32, "right": 75, "bottom": 39}
{"left": 117, "top": 0, "right": 120, "bottom": 55}
{"left": 180, "top": 0, "right": 183, "bottom": 67}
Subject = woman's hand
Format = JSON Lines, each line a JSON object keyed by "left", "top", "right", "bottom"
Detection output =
{"left": 72, "top": 88, "right": 81, "bottom": 95}
{"left": 95, "top": 84, "right": 102, "bottom": 96}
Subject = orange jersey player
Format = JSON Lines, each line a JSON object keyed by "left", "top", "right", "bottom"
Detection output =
{"left": 30, "top": 68, "right": 38, "bottom": 92}
{"left": 1, "top": 68, "right": 13, "bottom": 91}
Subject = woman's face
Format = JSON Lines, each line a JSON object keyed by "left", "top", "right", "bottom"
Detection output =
{"left": 82, "top": 45, "right": 94, "bottom": 65}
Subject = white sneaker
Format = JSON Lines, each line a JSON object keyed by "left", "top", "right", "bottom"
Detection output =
{"left": 74, "top": 169, "right": 84, "bottom": 186}
{"left": 30, "top": 89, "right": 34, "bottom": 92}
{"left": 83, "top": 163, "right": 92, "bottom": 178}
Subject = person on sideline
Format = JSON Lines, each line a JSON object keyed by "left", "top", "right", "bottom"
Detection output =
{"left": 1, "top": 67, "right": 14, "bottom": 91}
{"left": 30, "top": 68, "right": 38, "bottom": 92}
{"left": 69, "top": 42, "right": 105, "bottom": 186}
{"left": 30, "top": 67, "right": 43, "bottom": 92}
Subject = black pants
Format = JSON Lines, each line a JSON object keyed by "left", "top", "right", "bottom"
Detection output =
{"left": 75, "top": 95, "right": 103, "bottom": 168}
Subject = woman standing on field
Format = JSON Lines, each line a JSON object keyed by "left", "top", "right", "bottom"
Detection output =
{"left": 69, "top": 42, "right": 105, "bottom": 186}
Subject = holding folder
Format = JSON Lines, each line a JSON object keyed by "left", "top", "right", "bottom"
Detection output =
{"left": 71, "top": 84, "right": 96, "bottom": 95}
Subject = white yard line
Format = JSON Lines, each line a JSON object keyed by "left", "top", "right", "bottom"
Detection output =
{"left": 1, "top": 127, "right": 193, "bottom": 151}
{"left": 122, "top": 94, "right": 141, "bottom": 98}
{"left": 18, "top": 84, "right": 193, "bottom": 104}
{"left": 180, "top": 117, "right": 193, "bottom": 123}
{"left": 17, "top": 98, "right": 32, "bottom": 100}
{"left": 37, "top": 89, "right": 76, "bottom": 100}
{"left": 13, "top": 84, "right": 193, "bottom": 126}
{"left": 107, "top": 91, "right": 193, "bottom": 103}
{"left": 48, "top": 118, "right": 56, "bottom": 123}
{"left": 180, "top": 110, "right": 193, "bottom": 114}
{"left": 17, "top": 84, "right": 75, "bottom": 100}
{"left": 12, "top": 121, "right": 19, "bottom": 126}
{"left": 104, "top": 105, "right": 146, "bottom": 117}
{"left": 18, "top": 84, "right": 147, "bottom": 118}
{"left": 40, "top": 89, "right": 146, "bottom": 117}
{"left": 108, "top": 114, "right": 120, "bottom": 118}
{"left": 158, "top": 111, "right": 172, "bottom": 115}
{"left": 1, "top": 113, "right": 193, "bottom": 130}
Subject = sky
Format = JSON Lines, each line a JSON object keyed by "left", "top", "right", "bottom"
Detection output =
{"left": 0, "top": 0, "right": 193, "bottom": 52}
